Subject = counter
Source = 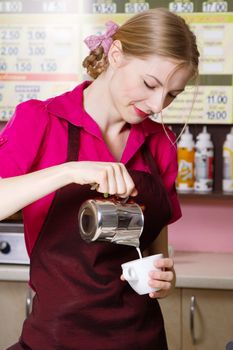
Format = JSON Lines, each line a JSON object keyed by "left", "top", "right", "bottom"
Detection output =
{"left": 0, "top": 251, "right": 233, "bottom": 289}
{"left": 0, "top": 264, "right": 29, "bottom": 282}
{"left": 174, "top": 251, "right": 233, "bottom": 290}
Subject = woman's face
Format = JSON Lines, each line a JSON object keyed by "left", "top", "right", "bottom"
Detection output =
{"left": 108, "top": 52, "right": 193, "bottom": 124}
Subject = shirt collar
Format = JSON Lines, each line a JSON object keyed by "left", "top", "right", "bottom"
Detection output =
{"left": 45, "top": 80, "right": 161, "bottom": 139}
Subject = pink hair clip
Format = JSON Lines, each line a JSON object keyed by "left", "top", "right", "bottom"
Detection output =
{"left": 84, "top": 20, "right": 119, "bottom": 55}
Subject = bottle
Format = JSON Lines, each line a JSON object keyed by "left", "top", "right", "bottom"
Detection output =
{"left": 194, "top": 126, "right": 214, "bottom": 192}
{"left": 177, "top": 126, "right": 195, "bottom": 192}
{"left": 223, "top": 127, "right": 233, "bottom": 193}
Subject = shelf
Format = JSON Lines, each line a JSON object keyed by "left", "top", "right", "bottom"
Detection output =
{"left": 178, "top": 192, "right": 233, "bottom": 200}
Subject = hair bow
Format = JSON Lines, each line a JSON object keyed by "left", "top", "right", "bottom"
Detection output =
{"left": 84, "top": 21, "right": 119, "bottom": 55}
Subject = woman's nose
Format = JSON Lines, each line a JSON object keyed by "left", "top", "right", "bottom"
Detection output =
{"left": 146, "top": 91, "right": 164, "bottom": 114}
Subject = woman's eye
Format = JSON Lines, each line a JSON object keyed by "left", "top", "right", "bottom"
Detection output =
{"left": 168, "top": 93, "right": 177, "bottom": 99}
{"left": 144, "top": 81, "right": 155, "bottom": 89}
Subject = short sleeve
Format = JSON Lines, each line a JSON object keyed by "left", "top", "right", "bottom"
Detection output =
{"left": 149, "top": 127, "right": 182, "bottom": 224}
{"left": 0, "top": 100, "right": 49, "bottom": 178}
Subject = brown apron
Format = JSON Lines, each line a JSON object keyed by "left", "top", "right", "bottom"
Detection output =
{"left": 8, "top": 123, "right": 172, "bottom": 350}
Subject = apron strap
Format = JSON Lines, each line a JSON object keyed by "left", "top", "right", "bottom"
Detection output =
{"left": 67, "top": 123, "right": 80, "bottom": 162}
{"left": 141, "top": 141, "right": 173, "bottom": 221}
{"left": 141, "top": 142, "right": 160, "bottom": 179}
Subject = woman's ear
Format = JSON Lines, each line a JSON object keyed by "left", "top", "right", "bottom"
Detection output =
{"left": 107, "top": 40, "right": 124, "bottom": 69}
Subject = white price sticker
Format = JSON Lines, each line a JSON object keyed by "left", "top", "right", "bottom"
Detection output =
{"left": 28, "top": 46, "right": 46, "bottom": 56}
{"left": 206, "top": 110, "right": 228, "bottom": 121}
{"left": 40, "top": 61, "right": 57, "bottom": 73}
{"left": 169, "top": 1, "right": 194, "bottom": 13}
{"left": 206, "top": 93, "right": 228, "bottom": 122}
{"left": 124, "top": 2, "right": 149, "bottom": 13}
{"left": 202, "top": 2, "right": 228, "bottom": 12}
{"left": 42, "top": 1, "right": 67, "bottom": 12}
{"left": 0, "top": 1, "right": 22, "bottom": 12}
{"left": 15, "top": 61, "right": 32, "bottom": 72}
{"left": 93, "top": 3, "right": 117, "bottom": 14}
{"left": 0, "top": 29, "right": 20, "bottom": 40}
{"left": 0, "top": 46, "right": 19, "bottom": 56}
{"left": 207, "top": 94, "right": 228, "bottom": 104}
{"left": 27, "top": 30, "right": 47, "bottom": 41}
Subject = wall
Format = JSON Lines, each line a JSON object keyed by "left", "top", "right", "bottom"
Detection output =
{"left": 169, "top": 197, "right": 233, "bottom": 253}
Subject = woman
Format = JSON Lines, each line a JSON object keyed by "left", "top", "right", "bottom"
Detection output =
{"left": 0, "top": 8, "right": 199, "bottom": 350}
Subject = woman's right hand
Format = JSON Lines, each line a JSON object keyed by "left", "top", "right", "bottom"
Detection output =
{"left": 65, "top": 161, "right": 138, "bottom": 198}
{"left": 0, "top": 161, "right": 137, "bottom": 221}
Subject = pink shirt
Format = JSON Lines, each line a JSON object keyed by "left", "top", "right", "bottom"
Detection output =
{"left": 0, "top": 81, "right": 181, "bottom": 255}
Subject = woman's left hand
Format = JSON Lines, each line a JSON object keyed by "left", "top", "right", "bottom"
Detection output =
{"left": 148, "top": 257, "right": 175, "bottom": 299}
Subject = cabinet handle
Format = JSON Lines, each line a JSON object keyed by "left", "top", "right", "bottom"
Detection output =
{"left": 25, "top": 288, "right": 33, "bottom": 318}
{"left": 190, "top": 295, "right": 197, "bottom": 345}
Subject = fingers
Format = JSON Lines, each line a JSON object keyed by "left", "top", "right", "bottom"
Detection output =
{"left": 69, "top": 161, "right": 137, "bottom": 198}
{"left": 95, "top": 162, "right": 137, "bottom": 198}
{"left": 148, "top": 274, "right": 172, "bottom": 292}
{"left": 148, "top": 258, "right": 174, "bottom": 299}
{"left": 154, "top": 257, "right": 174, "bottom": 270}
{"left": 100, "top": 165, "right": 115, "bottom": 195}
{"left": 117, "top": 163, "right": 137, "bottom": 197}
{"left": 120, "top": 274, "right": 125, "bottom": 281}
{"left": 149, "top": 290, "right": 167, "bottom": 299}
{"left": 149, "top": 270, "right": 173, "bottom": 283}
{"left": 110, "top": 163, "right": 126, "bottom": 195}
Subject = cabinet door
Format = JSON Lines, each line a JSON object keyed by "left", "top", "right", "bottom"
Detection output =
{"left": 0, "top": 281, "right": 28, "bottom": 349}
{"left": 159, "top": 288, "right": 182, "bottom": 350}
{"left": 182, "top": 288, "right": 233, "bottom": 350}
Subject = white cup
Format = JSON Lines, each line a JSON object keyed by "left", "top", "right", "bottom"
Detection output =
{"left": 121, "top": 253, "right": 163, "bottom": 295}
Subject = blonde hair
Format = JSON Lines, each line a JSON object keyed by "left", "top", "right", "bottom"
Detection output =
{"left": 82, "top": 8, "right": 199, "bottom": 80}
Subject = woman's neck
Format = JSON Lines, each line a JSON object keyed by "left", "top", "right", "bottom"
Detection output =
{"left": 83, "top": 74, "right": 127, "bottom": 136}
{"left": 83, "top": 75, "right": 130, "bottom": 161}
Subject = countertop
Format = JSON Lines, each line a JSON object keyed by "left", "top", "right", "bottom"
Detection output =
{"left": 0, "top": 264, "right": 29, "bottom": 281}
{"left": 174, "top": 251, "right": 233, "bottom": 290}
{"left": 0, "top": 251, "right": 233, "bottom": 290}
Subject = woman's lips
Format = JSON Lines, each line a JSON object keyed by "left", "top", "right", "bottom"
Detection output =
{"left": 133, "top": 106, "right": 150, "bottom": 119}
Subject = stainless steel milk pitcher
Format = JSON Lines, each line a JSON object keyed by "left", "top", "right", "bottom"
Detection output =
{"left": 78, "top": 198, "right": 144, "bottom": 247}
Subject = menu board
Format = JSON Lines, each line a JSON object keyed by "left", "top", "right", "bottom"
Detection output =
{"left": 162, "top": 11, "right": 233, "bottom": 125}
{"left": 0, "top": 0, "right": 233, "bottom": 124}
{"left": 0, "top": 0, "right": 82, "bottom": 121}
